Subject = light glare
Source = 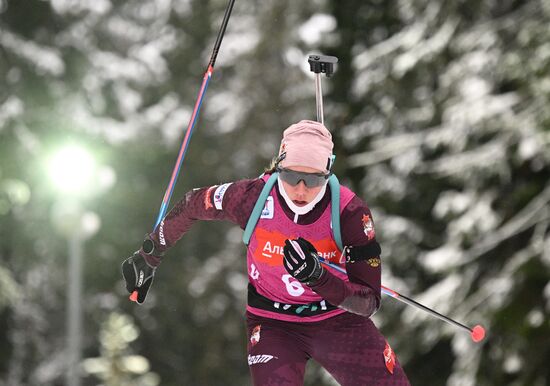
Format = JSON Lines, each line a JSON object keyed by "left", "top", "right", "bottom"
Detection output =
{"left": 48, "top": 145, "right": 96, "bottom": 195}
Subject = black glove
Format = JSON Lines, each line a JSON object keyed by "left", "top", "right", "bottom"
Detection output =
{"left": 283, "top": 237, "right": 324, "bottom": 285}
{"left": 121, "top": 251, "right": 156, "bottom": 304}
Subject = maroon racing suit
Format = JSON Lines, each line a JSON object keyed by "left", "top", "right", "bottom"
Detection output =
{"left": 146, "top": 175, "right": 410, "bottom": 386}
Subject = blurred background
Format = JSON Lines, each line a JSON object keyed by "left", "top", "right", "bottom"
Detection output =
{"left": 1, "top": 0, "right": 549, "bottom": 385}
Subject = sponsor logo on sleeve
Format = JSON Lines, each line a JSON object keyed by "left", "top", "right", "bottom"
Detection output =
{"left": 260, "top": 196, "right": 274, "bottom": 219}
{"left": 247, "top": 354, "right": 276, "bottom": 366}
{"left": 213, "top": 183, "right": 232, "bottom": 210}
{"left": 159, "top": 220, "right": 166, "bottom": 245}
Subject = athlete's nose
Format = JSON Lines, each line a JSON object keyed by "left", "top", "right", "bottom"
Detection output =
{"left": 295, "top": 180, "right": 308, "bottom": 196}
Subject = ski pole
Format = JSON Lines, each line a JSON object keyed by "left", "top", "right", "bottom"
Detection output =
{"left": 319, "top": 258, "right": 486, "bottom": 343}
{"left": 130, "top": 0, "right": 235, "bottom": 304}
{"left": 380, "top": 285, "right": 486, "bottom": 342}
{"left": 153, "top": 0, "right": 236, "bottom": 231}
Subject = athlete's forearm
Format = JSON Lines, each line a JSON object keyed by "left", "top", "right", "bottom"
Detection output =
{"left": 309, "top": 269, "right": 379, "bottom": 317}
{"left": 148, "top": 187, "right": 223, "bottom": 255}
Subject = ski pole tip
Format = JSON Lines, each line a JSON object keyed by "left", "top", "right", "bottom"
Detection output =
{"left": 470, "top": 324, "right": 485, "bottom": 342}
{"left": 129, "top": 291, "right": 138, "bottom": 302}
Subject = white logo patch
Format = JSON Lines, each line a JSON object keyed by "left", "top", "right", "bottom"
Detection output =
{"left": 248, "top": 354, "right": 276, "bottom": 366}
{"left": 159, "top": 220, "right": 166, "bottom": 245}
{"left": 260, "top": 196, "right": 274, "bottom": 219}
{"left": 213, "top": 183, "right": 232, "bottom": 210}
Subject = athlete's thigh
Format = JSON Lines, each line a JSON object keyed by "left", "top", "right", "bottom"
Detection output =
{"left": 311, "top": 313, "right": 410, "bottom": 386}
{"left": 246, "top": 313, "right": 309, "bottom": 386}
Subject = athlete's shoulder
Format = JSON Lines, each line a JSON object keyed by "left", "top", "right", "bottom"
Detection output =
{"left": 337, "top": 183, "right": 356, "bottom": 206}
{"left": 328, "top": 177, "right": 360, "bottom": 209}
{"left": 210, "top": 176, "right": 265, "bottom": 208}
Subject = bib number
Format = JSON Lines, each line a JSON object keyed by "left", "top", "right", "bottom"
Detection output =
{"left": 282, "top": 274, "right": 305, "bottom": 296}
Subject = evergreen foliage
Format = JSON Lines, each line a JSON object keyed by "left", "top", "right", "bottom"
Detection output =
{"left": 0, "top": 0, "right": 548, "bottom": 385}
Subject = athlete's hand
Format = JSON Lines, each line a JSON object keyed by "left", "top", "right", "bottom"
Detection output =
{"left": 283, "top": 237, "right": 324, "bottom": 285}
{"left": 121, "top": 251, "right": 156, "bottom": 304}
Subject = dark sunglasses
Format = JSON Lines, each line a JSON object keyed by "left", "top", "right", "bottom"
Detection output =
{"left": 276, "top": 167, "right": 331, "bottom": 188}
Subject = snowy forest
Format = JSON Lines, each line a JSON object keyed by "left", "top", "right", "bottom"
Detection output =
{"left": 1, "top": 0, "right": 549, "bottom": 385}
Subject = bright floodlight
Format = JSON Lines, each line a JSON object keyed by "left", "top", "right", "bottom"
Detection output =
{"left": 48, "top": 145, "right": 96, "bottom": 195}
